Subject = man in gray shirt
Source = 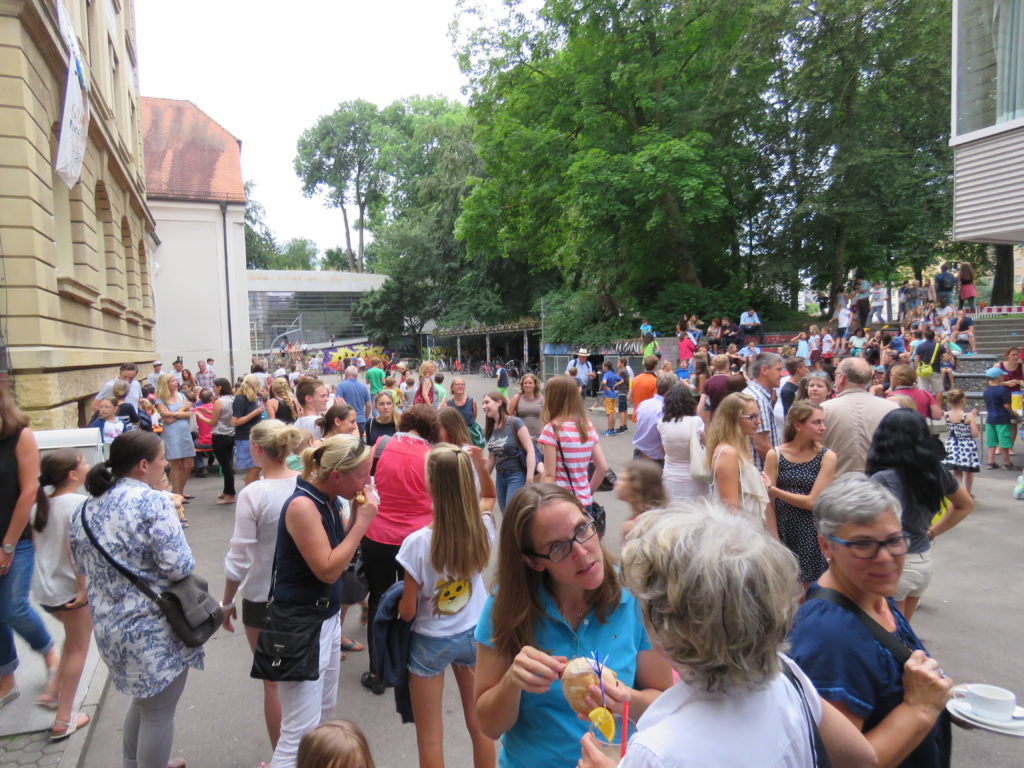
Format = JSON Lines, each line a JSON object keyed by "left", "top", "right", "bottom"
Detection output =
{"left": 94, "top": 363, "right": 143, "bottom": 411}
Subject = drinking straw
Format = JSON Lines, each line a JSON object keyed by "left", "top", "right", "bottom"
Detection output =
{"left": 620, "top": 700, "right": 629, "bottom": 759}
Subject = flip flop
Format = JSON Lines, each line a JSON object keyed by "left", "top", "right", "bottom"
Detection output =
{"left": 183, "top": 494, "right": 196, "bottom": 501}
{"left": 0, "top": 687, "right": 19, "bottom": 708}
{"left": 216, "top": 498, "right": 236, "bottom": 505}
{"left": 35, "top": 693, "right": 59, "bottom": 710}
{"left": 48, "top": 712, "right": 90, "bottom": 742}
{"left": 340, "top": 637, "right": 364, "bottom": 652}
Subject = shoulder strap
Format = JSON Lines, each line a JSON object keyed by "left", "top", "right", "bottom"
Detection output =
{"left": 370, "top": 434, "right": 392, "bottom": 476}
{"left": 808, "top": 587, "right": 912, "bottom": 665}
{"left": 80, "top": 500, "right": 160, "bottom": 603}
{"left": 929, "top": 341, "right": 941, "bottom": 366}
{"left": 551, "top": 424, "right": 583, "bottom": 497}
{"left": 780, "top": 662, "right": 832, "bottom": 768}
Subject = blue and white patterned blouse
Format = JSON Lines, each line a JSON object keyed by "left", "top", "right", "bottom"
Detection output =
{"left": 69, "top": 477, "right": 204, "bottom": 697}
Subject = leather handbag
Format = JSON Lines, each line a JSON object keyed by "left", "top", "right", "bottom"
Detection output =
{"left": 81, "top": 503, "right": 223, "bottom": 648}
{"left": 689, "top": 417, "right": 712, "bottom": 483}
{"left": 250, "top": 600, "right": 328, "bottom": 682}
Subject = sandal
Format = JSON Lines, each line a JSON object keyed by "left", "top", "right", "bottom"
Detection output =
{"left": 183, "top": 494, "right": 196, "bottom": 501}
{"left": 216, "top": 497, "right": 236, "bottom": 505}
{"left": 1004, "top": 464, "right": 1021, "bottom": 471}
{"left": 987, "top": 462, "right": 999, "bottom": 470}
{"left": 35, "top": 692, "right": 59, "bottom": 710}
{"left": 340, "top": 637, "right": 365, "bottom": 652}
{"left": 48, "top": 712, "right": 90, "bottom": 742}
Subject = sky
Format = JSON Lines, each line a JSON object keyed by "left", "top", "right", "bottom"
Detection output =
{"left": 134, "top": 0, "right": 471, "bottom": 254}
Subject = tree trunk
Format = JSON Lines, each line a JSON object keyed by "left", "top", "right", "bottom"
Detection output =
{"left": 357, "top": 202, "right": 366, "bottom": 273}
{"left": 991, "top": 243, "right": 1015, "bottom": 305}
{"left": 828, "top": 219, "right": 847, "bottom": 314}
{"left": 660, "top": 190, "right": 701, "bottom": 287}
{"left": 340, "top": 206, "right": 355, "bottom": 272}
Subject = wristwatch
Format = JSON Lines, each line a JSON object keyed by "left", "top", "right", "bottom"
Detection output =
{"left": 2, "top": 544, "right": 15, "bottom": 555}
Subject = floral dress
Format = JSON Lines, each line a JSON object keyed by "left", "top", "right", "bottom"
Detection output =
{"left": 943, "top": 413, "right": 980, "bottom": 473}
{"left": 70, "top": 477, "right": 204, "bottom": 697}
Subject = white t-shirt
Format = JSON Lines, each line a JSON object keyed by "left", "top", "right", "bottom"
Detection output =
{"left": 293, "top": 414, "right": 323, "bottom": 440}
{"left": 32, "top": 493, "right": 87, "bottom": 606}
{"left": 395, "top": 514, "right": 495, "bottom": 637}
{"left": 223, "top": 476, "right": 298, "bottom": 602}
{"left": 622, "top": 656, "right": 822, "bottom": 768}
{"left": 100, "top": 418, "right": 125, "bottom": 442}
{"left": 837, "top": 307, "right": 852, "bottom": 328}
{"left": 821, "top": 333, "right": 835, "bottom": 356}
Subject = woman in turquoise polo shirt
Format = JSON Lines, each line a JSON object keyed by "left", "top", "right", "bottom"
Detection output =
{"left": 474, "top": 484, "right": 671, "bottom": 768}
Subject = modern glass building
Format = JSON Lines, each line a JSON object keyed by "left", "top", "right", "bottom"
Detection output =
{"left": 246, "top": 270, "right": 387, "bottom": 351}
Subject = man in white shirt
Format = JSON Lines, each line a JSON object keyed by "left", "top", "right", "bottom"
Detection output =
{"left": 146, "top": 361, "right": 163, "bottom": 390}
{"left": 564, "top": 349, "right": 595, "bottom": 392}
{"left": 739, "top": 308, "right": 763, "bottom": 343}
{"left": 94, "top": 363, "right": 143, "bottom": 411}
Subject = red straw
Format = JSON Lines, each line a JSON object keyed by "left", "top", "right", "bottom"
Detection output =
{"left": 620, "top": 701, "right": 629, "bottom": 759}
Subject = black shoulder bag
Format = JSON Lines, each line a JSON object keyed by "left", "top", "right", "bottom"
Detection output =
{"left": 81, "top": 502, "right": 223, "bottom": 648}
{"left": 552, "top": 424, "right": 607, "bottom": 536}
{"left": 780, "top": 662, "right": 832, "bottom": 768}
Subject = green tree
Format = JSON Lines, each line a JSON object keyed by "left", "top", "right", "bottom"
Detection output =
{"left": 267, "top": 238, "right": 319, "bottom": 271}
{"left": 295, "top": 100, "right": 382, "bottom": 272}
{"left": 243, "top": 180, "right": 281, "bottom": 270}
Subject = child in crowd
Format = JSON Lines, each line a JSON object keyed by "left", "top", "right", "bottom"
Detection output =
{"left": 296, "top": 720, "right": 375, "bottom": 768}
{"left": 615, "top": 358, "right": 631, "bottom": 432}
{"left": 32, "top": 449, "right": 92, "bottom": 741}
{"left": 193, "top": 388, "right": 215, "bottom": 457}
{"left": 820, "top": 326, "right": 835, "bottom": 362}
{"left": 138, "top": 397, "right": 158, "bottom": 432}
{"left": 835, "top": 304, "right": 852, "bottom": 353}
{"left": 940, "top": 350, "right": 957, "bottom": 391}
{"left": 397, "top": 445, "right": 496, "bottom": 768}
{"left": 383, "top": 376, "right": 404, "bottom": 415}
{"left": 807, "top": 325, "right": 821, "bottom": 364}
{"left": 984, "top": 367, "right": 1017, "bottom": 470}
{"left": 849, "top": 328, "right": 867, "bottom": 357}
{"left": 111, "top": 380, "right": 139, "bottom": 431}
{"left": 434, "top": 372, "right": 448, "bottom": 402}
{"left": 89, "top": 397, "right": 124, "bottom": 442}
{"left": 600, "top": 360, "right": 622, "bottom": 436}
{"left": 942, "top": 389, "right": 979, "bottom": 495}
{"left": 615, "top": 457, "right": 668, "bottom": 540}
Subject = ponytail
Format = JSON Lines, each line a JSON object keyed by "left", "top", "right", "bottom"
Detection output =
{"left": 35, "top": 449, "right": 83, "bottom": 532}
{"left": 84, "top": 462, "right": 117, "bottom": 497}
{"left": 85, "top": 431, "right": 163, "bottom": 497}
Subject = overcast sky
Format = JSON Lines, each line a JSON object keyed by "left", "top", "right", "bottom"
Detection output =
{"left": 135, "top": 0, "right": 471, "bottom": 255}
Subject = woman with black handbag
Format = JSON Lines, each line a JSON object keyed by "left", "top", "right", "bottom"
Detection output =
{"left": 220, "top": 420, "right": 304, "bottom": 755}
{"left": 69, "top": 430, "right": 202, "bottom": 768}
{"left": 263, "top": 433, "right": 377, "bottom": 768}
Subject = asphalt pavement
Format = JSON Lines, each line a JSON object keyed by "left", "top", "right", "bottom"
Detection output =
{"left": 6, "top": 371, "right": 1022, "bottom": 767}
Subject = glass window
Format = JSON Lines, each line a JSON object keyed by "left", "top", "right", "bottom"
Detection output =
{"left": 956, "top": 0, "right": 1024, "bottom": 135}
{"left": 248, "top": 290, "right": 368, "bottom": 350}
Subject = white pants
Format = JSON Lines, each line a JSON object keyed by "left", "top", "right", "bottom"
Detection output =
{"left": 918, "top": 373, "right": 942, "bottom": 396}
{"left": 271, "top": 614, "right": 342, "bottom": 768}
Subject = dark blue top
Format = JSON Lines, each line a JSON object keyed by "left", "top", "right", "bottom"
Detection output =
{"left": 789, "top": 589, "right": 950, "bottom": 768}
{"left": 446, "top": 397, "right": 475, "bottom": 427}
{"left": 601, "top": 370, "right": 622, "bottom": 398}
{"left": 336, "top": 379, "right": 371, "bottom": 424}
{"left": 271, "top": 478, "right": 346, "bottom": 616}
{"left": 497, "top": 367, "right": 509, "bottom": 388}
{"left": 984, "top": 384, "right": 1012, "bottom": 425}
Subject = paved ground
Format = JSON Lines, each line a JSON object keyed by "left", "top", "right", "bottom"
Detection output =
{"left": 3, "top": 371, "right": 1023, "bottom": 766}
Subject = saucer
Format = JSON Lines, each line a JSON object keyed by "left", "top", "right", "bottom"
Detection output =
{"left": 947, "top": 700, "right": 1024, "bottom": 736}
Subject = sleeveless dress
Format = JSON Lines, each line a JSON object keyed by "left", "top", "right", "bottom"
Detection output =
{"left": 943, "top": 413, "right": 980, "bottom": 472}
{"left": 773, "top": 447, "right": 829, "bottom": 583}
{"left": 158, "top": 395, "right": 196, "bottom": 460}
{"left": 710, "top": 445, "right": 769, "bottom": 523}
{"left": 513, "top": 395, "right": 543, "bottom": 438}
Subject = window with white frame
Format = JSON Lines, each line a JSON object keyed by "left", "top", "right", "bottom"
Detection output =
{"left": 956, "top": 0, "right": 1024, "bottom": 135}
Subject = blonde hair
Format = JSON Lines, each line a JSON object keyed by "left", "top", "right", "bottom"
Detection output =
{"left": 426, "top": 444, "right": 491, "bottom": 580}
{"left": 296, "top": 719, "right": 375, "bottom": 768}
{"left": 705, "top": 392, "right": 754, "bottom": 463}
{"left": 112, "top": 380, "right": 128, "bottom": 399}
{"left": 540, "top": 375, "right": 590, "bottom": 439}
{"left": 155, "top": 373, "right": 174, "bottom": 403}
{"left": 250, "top": 419, "right": 305, "bottom": 462}
{"left": 239, "top": 374, "right": 261, "bottom": 403}
{"left": 622, "top": 501, "right": 799, "bottom": 692}
{"left": 271, "top": 377, "right": 300, "bottom": 416}
{"left": 301, "top": 433, "right": 370, "bottom": 483}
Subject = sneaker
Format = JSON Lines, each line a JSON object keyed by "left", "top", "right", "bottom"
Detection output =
{"left": 601, "top": 429, "right": 617, "bottom": 437}
{"left": 616, "top": 425, "right": 628, "bottom": 433}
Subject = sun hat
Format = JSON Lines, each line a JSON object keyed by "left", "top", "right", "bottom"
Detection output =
{"left": 576, "top": 348, "right": 589, "bottom": 356}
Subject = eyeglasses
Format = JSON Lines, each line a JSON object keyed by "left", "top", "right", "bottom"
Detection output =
{"left": 825, "top": 533, "right": 910, "bottom": 559}
{"left": 739, "top": 413, "right": 761, "bottom": 421}
{"left": 527, "top": 520, "right": 598, "bottom": 563}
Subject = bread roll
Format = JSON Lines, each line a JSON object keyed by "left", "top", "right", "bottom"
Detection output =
{"left": 561, "top": 657, "right": 617, "bottom": 714}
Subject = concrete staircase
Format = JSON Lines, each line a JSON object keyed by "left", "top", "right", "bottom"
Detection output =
{"left": 954, "top": 315, "right": 1022, "bottom": 409}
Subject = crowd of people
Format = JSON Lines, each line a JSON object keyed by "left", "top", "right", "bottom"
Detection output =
{"left": 0, "top": 267, "right": 1017, "bottom": 768}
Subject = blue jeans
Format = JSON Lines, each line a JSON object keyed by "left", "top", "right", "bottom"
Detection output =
{"left": 0, "top": 539, "right": 53, "bottom": 676}
{"left": 495, "top": 468, "right": 526, "bottom": 512}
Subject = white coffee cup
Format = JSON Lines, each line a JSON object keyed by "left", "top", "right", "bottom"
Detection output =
{"left": 964, "top": 683, "right": 1016, "bottom": 722}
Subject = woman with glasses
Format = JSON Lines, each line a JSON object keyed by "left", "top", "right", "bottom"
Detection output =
{"left": 705, "top": 393, "right": 770, "bottom": 520}
{"left": 789, "top": 474, "right": 953, "bottom": 768}
{"left": 474, "top": 484, "right": 672, "bottom": 768}
{"left": 865, "top": 409, "right": 973, "bottom": 622}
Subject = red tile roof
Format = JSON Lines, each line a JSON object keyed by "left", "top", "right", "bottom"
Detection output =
{"left": 141, "top": 97, "right": 245, "bottom": 202}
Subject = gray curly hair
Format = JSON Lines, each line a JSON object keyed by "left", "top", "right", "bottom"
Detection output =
{"left": 621, "top": 500, "right": 800, "bottom": 692}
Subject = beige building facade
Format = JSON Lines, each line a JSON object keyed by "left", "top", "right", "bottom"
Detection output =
{"left": 0, "top": 0, "right": 155, "bottom": 428}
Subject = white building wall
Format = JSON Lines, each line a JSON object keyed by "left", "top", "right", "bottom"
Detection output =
{"left": 151, "top": 199, "right": 250, "bottom": 381}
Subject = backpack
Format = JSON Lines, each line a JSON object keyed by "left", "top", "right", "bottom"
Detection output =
{"left": 936, "top": 271, "right": 955, "bottom": 292}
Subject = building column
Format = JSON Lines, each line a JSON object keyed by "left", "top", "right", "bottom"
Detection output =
{"left": 523, "top": 329, "right": 528, "bottom": 370}
{"left": 456, "top": 336, "right": 461, "bottom": 365}
{"left": 485, "top": 333, "right": 491, "bottom": 366}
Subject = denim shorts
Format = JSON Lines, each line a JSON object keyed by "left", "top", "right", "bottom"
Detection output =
{"left": 235, "top": 439, "right": 254, "bottom": 469}
{"left": 407, "top": 626, "right": 477, "bottom": 677}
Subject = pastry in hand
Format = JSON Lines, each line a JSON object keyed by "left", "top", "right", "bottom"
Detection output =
{"left": 561, "top": 656, "right": 617, "bottom": 715}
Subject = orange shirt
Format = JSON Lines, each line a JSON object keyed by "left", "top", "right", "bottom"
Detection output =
{"left": 630, "top": 371, "right": 658, "bottom": 421}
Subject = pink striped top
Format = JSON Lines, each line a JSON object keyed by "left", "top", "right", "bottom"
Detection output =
{"left": 539, "top": 419, "right": 598, "bottom": 506}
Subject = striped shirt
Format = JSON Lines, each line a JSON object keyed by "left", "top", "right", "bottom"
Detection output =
{"left": 539, "top": 419, "right": 598, "bottom": 506}
{"left": 743, "top": 381, "right": 780, "bottom": 471}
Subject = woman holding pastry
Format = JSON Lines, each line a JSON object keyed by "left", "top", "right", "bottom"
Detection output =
{"left": 474, "top": 483, "right": 671, "bottom": 768}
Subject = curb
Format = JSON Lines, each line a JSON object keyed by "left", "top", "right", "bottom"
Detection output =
{"left": 58, "top": 651, "right": 109, "bottom": 768}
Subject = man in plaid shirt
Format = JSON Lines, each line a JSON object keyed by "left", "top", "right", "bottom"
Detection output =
{"left": 196, "top": 359, "right": 216, "bottom": 390}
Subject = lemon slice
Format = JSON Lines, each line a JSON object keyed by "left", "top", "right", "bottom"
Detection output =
{"left": 588, "top": 706, "right": 615, "bottom": 743}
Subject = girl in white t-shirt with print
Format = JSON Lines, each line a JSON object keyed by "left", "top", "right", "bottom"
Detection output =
{"left": 397, "top": 444, "right": 497, "bottom": 768}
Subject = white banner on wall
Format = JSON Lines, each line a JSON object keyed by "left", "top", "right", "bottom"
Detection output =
{"left": 54, "top": 0, "right": 90, "bottom": 188}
